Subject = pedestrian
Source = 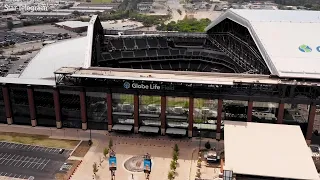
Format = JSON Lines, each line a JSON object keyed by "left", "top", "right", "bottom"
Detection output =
{"left": 132, "top": 173, "right": 134, "bottom": 179}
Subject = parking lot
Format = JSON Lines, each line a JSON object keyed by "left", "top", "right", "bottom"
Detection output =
{"left": 0, "top": 141, "right": 73, "bottom": 180}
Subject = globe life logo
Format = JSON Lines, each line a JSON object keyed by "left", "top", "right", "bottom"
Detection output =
{"left": 123, "top": 82, "right": 161, "bottom": 90}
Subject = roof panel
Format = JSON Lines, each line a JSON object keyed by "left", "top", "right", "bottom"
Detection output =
{"left": 20, "top": 37, "right": 87, "bottom": 80}
{"left": 206, "top": 9, "right": 320, "bottom": 79}
{"left": 224, "top": 121, "right": 319, "bottom": 180}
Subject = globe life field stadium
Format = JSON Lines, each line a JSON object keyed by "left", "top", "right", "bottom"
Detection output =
{"left": 2, "top": 9, "right": 320, "bottom": 144}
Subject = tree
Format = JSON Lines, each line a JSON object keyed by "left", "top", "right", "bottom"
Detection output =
{"left": 177, "top": 9, "right": 182, "bottom": 15}
{"left": 173, "top": 152, "right": 178, "bottom": 162}
{"left": 170, "top": 160, "right": 177, "bottom": 170}
{"left": 173, "top": 144, "right": 179, "bottom": 154}
{"left": 205, "top": 141, "right": 211, "bottom": 150}
{"left": 103, "top": 148, "right": 109, "bottom": 158}
{"left": 109, "top": 139, "right": 113, "bottom": 149}
{"left": 93, "top": 162, "right": 98, "bottom": 175}
{"left": 7, "top": 21, "right": 14, "bottom": 31}
{"left": 168, "top": 171, "right": 174, "bottom": 180}
{"left": 72, "top": 11, "right": 80, "bottom": 16}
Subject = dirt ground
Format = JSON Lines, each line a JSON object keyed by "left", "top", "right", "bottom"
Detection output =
{"left": 71, "top": 141, "right": 91, "bottom": 157}
{"left": 0, "top": 132, "right": 79, "bottom": 149}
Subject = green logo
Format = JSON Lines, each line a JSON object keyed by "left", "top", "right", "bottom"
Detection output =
{"left": 299, "top": 44, "right": 312, "bottom": 52}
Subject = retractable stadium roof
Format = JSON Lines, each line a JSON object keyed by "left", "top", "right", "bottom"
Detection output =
{"left": 206, "top": 9, "right": 320, "bottom": 80}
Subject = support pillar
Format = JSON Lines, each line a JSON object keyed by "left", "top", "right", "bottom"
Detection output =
{"left": 107, "top": 92, "right": 113, "bottom": 132}
{"left": 160, "top": 95, "right": 166, "bottom": 135}
{"left": 53, "top": 87, "right": 62, "bottom": 129}
{"left": 216, "top": 99, "right": 223, "bottom": 140}
{"left": 134, "top": 93, "right": 139, "bottom": 134}
{"left": 27, "top": 85, "right": 37, "bottom": 127}
{"left": 188, "top": 96, "right": 194, "bottom": 138}
{"left": 247, "top": 100, "right": 253, "bottom": 122}
{"left": 306, "top": 103, "right": 316, "bottom": 144}
{"left": 277, "top": 102, "right": 284, "bottom": 124}
{"left": 80, "top": 88, "right": 87, "bottom": 130}
{"left": 2, "top": 85, "right": 12, "bottom": 125}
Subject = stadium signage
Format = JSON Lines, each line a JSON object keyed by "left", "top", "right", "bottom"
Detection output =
{"left": 123, "top": 81, "right": 174, "bottom": 90}
{"left": 124, "top": 82, "right": 160, "bottom": 90}
{"left": 298, "top": 44, "right": 320, "bottom": 52}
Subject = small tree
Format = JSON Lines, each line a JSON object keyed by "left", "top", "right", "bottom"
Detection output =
{"left": 168, "top": 171, "right": 174, "bottom": 180}
{"left": 103, "top": 148, "right": 109, "bottom": 158}
{"left": 93, "top": 162, "right": 98, "bottom": 175}
{"left": 173, "top": 144, "right": 179, "bottom": 154}
{"left": 170, "top": 160, "right": 177, "bottom": 170}
{"left": 109, "top": 139, "right": 113, "bottom": 149}
{"left": 205, "top": 141, "right": 211, "bottom": 150}
{"left": 173, "top": 152, "right": 178, "bottom": 162}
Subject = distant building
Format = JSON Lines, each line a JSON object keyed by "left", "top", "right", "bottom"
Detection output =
{"left": 52, "top": 9, "right": 105, "bottom": 15}
{"left": 137, "top": 2, "right": 153, "bottom": 12}
{"left": 55, "top": 21, "right": 88, "bottom": 33}
{"left": 0, "top": 9, "right": 18, "bottom": 15}
{"left": 20, "top": 12, "right": 73, "bottom": 19}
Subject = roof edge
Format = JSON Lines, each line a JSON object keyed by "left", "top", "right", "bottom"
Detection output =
{"left": 205, "top": 9, "right": 279, "bottom": 76}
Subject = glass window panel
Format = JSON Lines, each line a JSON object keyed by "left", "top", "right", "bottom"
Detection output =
{"left": 252, "top": 102, "right": 278, "bottom": 124}
{"left": 284, "top": 103, "right": 309, "bottom": 136}
{"left": 223, "top": 100, "right": 248, "bottom": 122}
{"left": 193, "top": 98, "right": 218, "bottom": 138}
{"left": 139, "top": 95, "right": 161, "bottom": 127}
{"left": 10, "top": 88, "right": 30, "bottom": 125}
{"left": 112, "top": 93, "right": 134, "bottom": 124}
{"left": 166, "top": 97, "right": 188, "bottom": 128}
{"left": 34, "top": 89, "right": 56, "bottom": 127}
{"left": 60, "top": 90, "right": 81, "bottom": 128}
{"left": 0, "top": 88, "right": 6, "bottom": 123}
{"left": 86, "top": 92, "right": 108, "bottom": 130}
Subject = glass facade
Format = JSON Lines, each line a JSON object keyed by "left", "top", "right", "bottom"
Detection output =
{"left": 86, "top": 92, "right": 108, "bottom": 130}
{"left": 283, "top": 103, "right": 309, "bottom": 136}
{"left": 223, "top": 100, "right": 248, "bottom": 122}
{"left": 10, "top": 87, "right": 30, "bottom": 125}
{"left": 0, "top": 88, "right": 5, "bottom": 123}
{"left": 166, "top": 97, "right": 188, "bottom": 129}
{"left": 193, "top": 98, "right": 218, "bottom": 138}
{"left": 34, "top": 89, "right": 56, "bottom": 127}
{"left": 252, "top": 102, "right": 278, "bottom": 123}
{"left": 112, "top": 93, "right": 134, "bottom": 125}
{"left": 139, "top": 95, "right": 161, "bottom": 127}
{"left": 60, "top": 90, "right": 81, "bottom": 128}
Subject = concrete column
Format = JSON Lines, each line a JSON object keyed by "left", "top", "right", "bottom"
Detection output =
{"left": 188, "top": 96, "right": 194, "bottom": 138}
{"left": 277, "top": 102, "right": 284, "bottom": 124}
{"left": 107, "top": 92, "right": 113, "bottom": 132}
{"left": 2, "top": 85, "right": 12, "bottom": 125}
{"left": 134, "top": 93, "right": 139, "bottom": 134}
{"left": 27, "top": 85, "right": 37, "bottom": 127}
{"left": 160, "top": 95, "right": 166, "bottom": 135}
{"left": 247, "top": 100, "right": 253, "bottom": 122}
{"left": 53, "top": 87, "right": 62, "bottom": 129}
{"left": 216, "top": 99, "right": 223, "bottom": 140}
{"left": 306, "top": 103, "right": 316, "bottom": 144}
{"left": 80, "top": 88, "right": 87, "bottom": 130}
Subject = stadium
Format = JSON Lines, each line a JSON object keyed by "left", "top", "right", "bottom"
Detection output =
{"left": 1, "top": 9, "right": 320, "bottom": 143}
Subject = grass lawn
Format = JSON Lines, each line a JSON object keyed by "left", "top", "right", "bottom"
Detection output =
{"left": 90, "top": 0, "right": 112, "bottom": 3}
{"left": 119, "top": 95, "right": 207, "bottom": 108}
{"left": 0, "top": 132, "right": 79, "bottom": 149}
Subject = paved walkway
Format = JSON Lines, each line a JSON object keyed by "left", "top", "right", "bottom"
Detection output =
{"left": 0, "top": 124, "right": 224, "bottom": 180}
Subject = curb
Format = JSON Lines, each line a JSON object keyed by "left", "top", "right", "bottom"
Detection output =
{"left": 69, "top": 140, "right": 83, "bottom": 157}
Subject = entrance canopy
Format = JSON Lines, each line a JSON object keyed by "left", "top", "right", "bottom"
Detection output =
{"left": 166, "top": 128, "right": 186, "bottom": 135}
{"left": 223, "top": 121, "right": 318, "bottom": 179}
{"left": 206, "top": 9, "right": 320, "bottom": 80}
{"left": 139, "top": 126, "right": 159, "bottom": 133}
{"left": 112, "top": 124, "right": 133, "bottom": 131}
